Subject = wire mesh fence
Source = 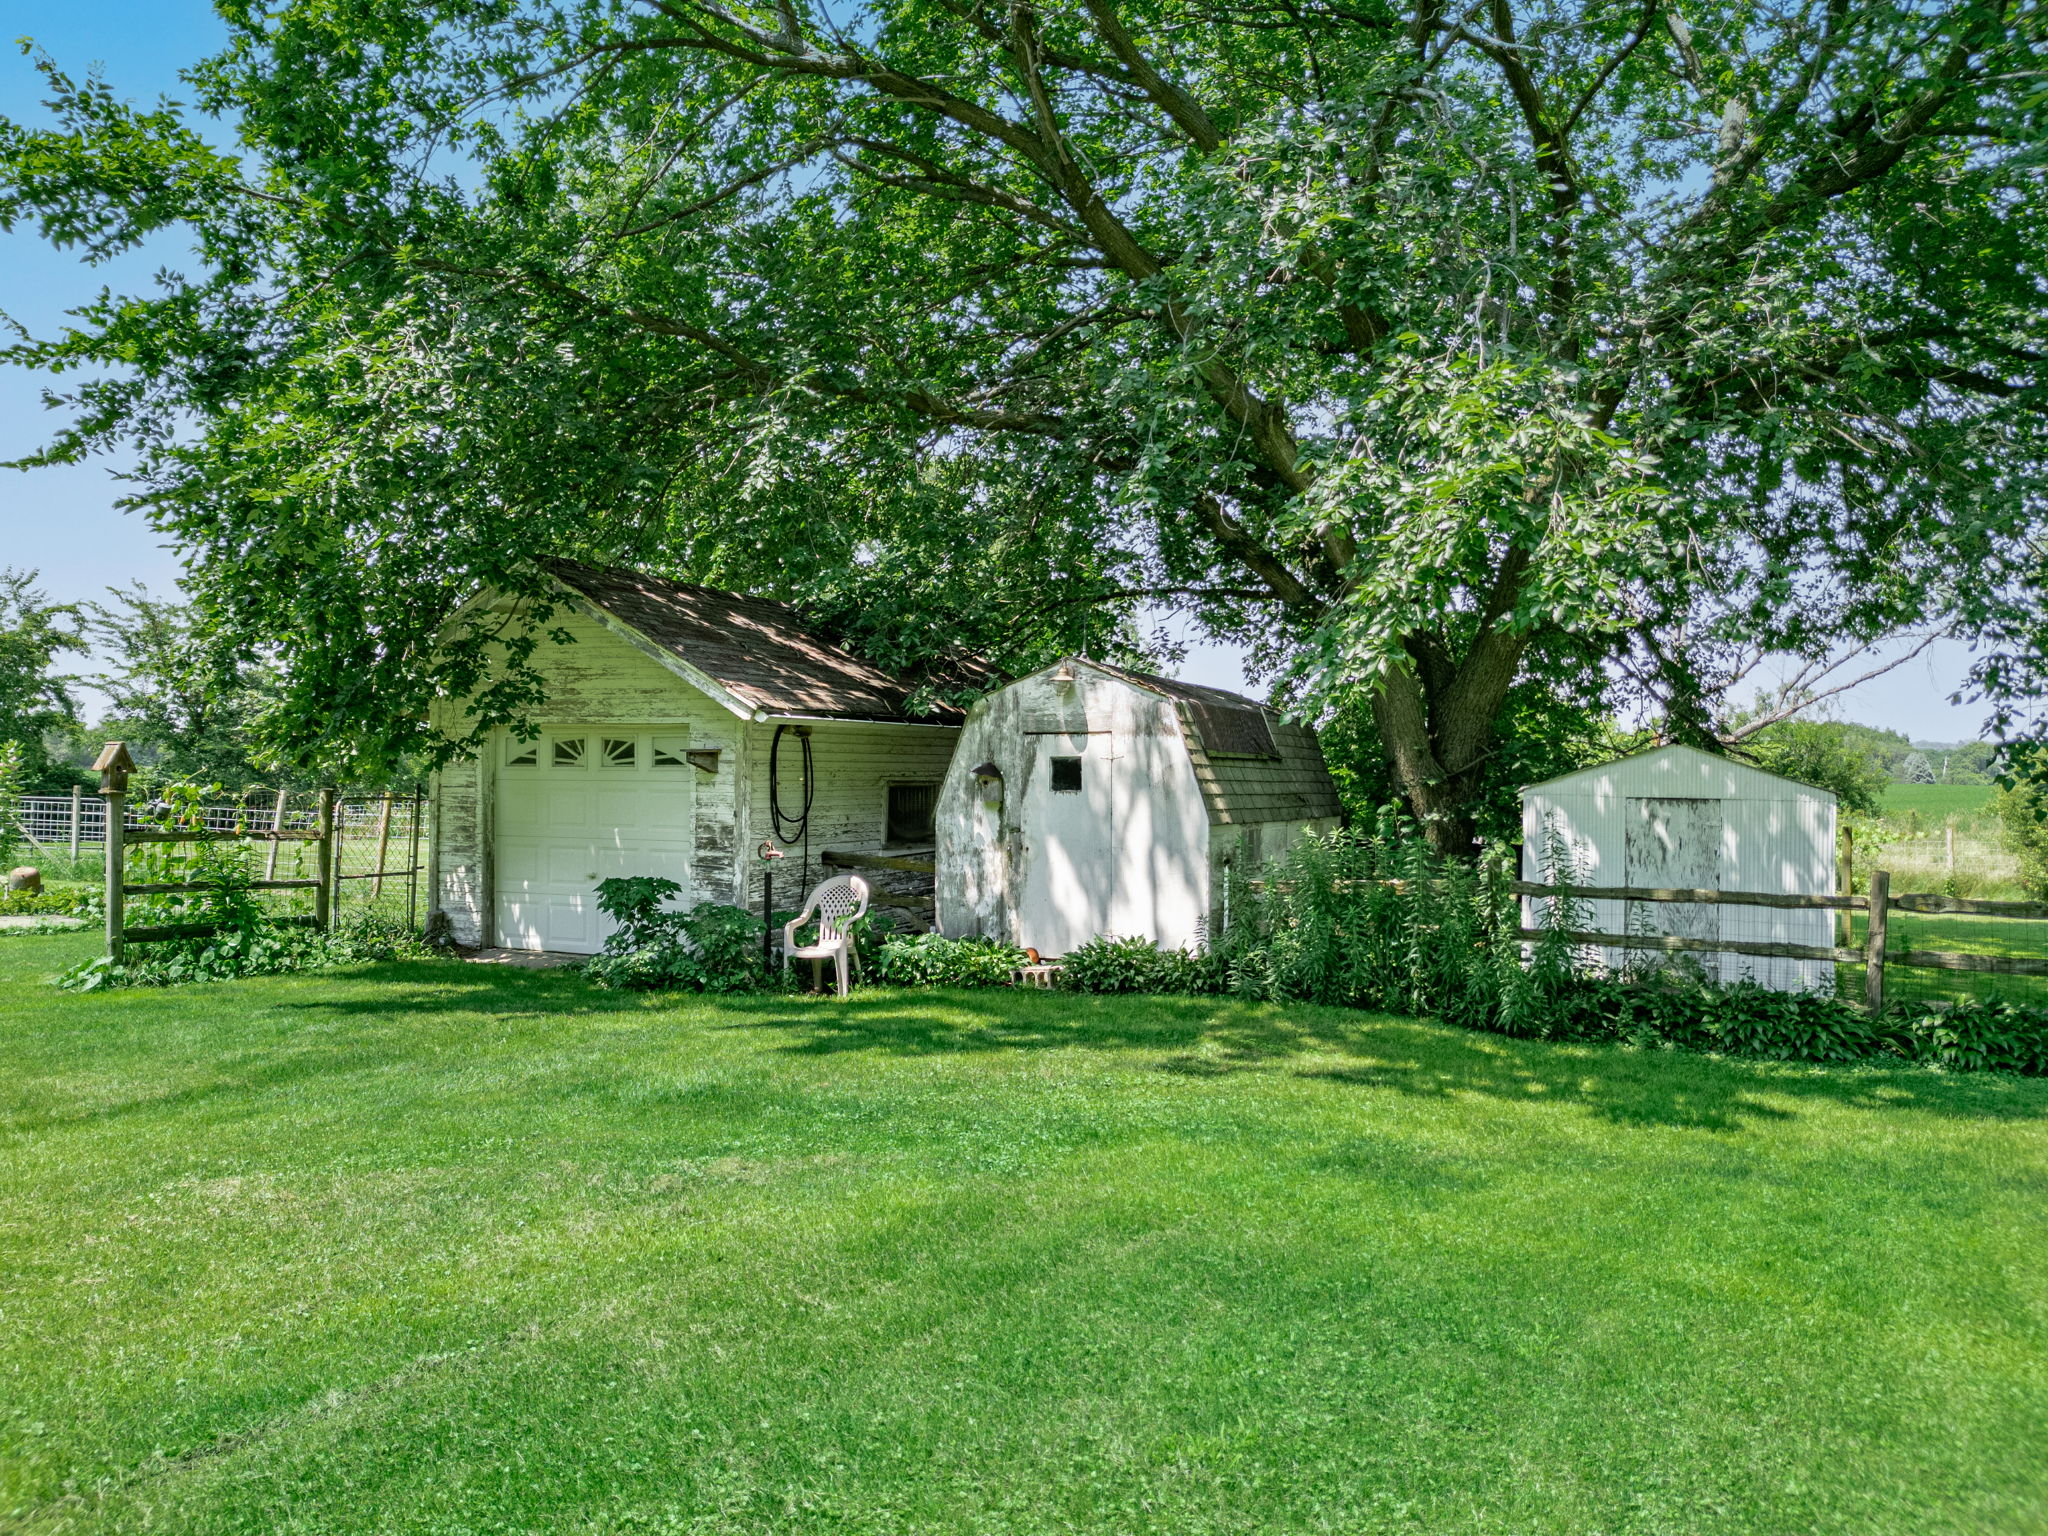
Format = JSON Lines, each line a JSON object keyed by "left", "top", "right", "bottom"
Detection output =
{"left": 1834, "top": 906, "right": 2048, "bottom": 1010}
{"left": 13, "top": 789, "right": 426, "bottom": 930}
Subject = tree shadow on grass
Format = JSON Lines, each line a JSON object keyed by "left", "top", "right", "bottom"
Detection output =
{"left": 715, "top": 986, "right": 2048, "bottom": 1134}
{"left": 267, "top": 966, "right": 2048, "bottom": 1135}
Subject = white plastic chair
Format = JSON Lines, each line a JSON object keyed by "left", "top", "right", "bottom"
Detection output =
{"left": 783, "top": 875, "right": 870, "bottom": 998}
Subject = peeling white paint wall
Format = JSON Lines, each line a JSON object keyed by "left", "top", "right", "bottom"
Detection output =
{"left": 430, "top": 610, "right": 959, "bottom": 946}
{"left": 934, "top": 663, "right": 1211, "bottom": 955}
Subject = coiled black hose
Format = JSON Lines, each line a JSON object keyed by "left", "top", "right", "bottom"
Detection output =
{"left": 769, "top": 724, "right": 813, "bottom": 845}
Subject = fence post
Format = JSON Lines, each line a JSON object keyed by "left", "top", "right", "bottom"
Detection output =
{"left": 102, "top": 797, "right": 125, "bottom": 964}
{"left": 264, "top": 787, "right": 289, "bottom": 880}
{"left": 315, "top": 788, "right": 335, "bottom": 932}
{"left": 92, "top": 743, "right": 136, "bottom": 964}
{"left": 370, "top": 792, "right": 394, "bottom": 901}
{"left": 1864, "top": 869, "right": 1891, "bottom": 1014}
{"left": 69, "top": 784, "right": 82, "bottom": 864}
{"left": 407, "top": 784, "right": 424, "bottom": 931}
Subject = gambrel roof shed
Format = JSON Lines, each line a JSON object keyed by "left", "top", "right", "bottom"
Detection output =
{"left": 935, "top": 657, "right": 1343, "bottom": 956}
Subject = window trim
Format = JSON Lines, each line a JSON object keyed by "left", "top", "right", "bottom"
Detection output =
{"left": 884, "top": 780, "right": 940, "bottom": 847}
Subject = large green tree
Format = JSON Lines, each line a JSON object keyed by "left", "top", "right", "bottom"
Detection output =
{"left": 0, "top": 569, "right": 83, "bottom": 792}
{"left": 4, "top": 0, "right": 2045, "bottom": 848}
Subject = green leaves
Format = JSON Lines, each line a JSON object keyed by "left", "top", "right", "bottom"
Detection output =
{"left": 4, "top": 0, "right": 2045, "bottom": 807}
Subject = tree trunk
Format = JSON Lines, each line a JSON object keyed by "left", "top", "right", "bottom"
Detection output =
{"left": 1369, "top": 627, "right": 1529, "bottom": 859}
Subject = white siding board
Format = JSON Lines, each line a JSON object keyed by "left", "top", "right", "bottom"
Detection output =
{"left": 430, "top": 612, "right": 960, "bottom": 941}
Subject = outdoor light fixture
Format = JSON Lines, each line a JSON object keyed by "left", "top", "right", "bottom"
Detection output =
{"left": 1051, "top": 659, "right": 1077, "bottom": 688}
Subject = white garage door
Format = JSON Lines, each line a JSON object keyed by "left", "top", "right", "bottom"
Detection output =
{"left": 494, "top": 728, "right": 696, "bottom": 953}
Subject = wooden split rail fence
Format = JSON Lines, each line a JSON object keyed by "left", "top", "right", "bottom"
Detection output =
{"left": 102, "top": 785, "right": 333, "bottom": 963}
{"left": 1516, "top": 874, "right": 2048, "bottom": 1010}
{"left": 84, "top": 746, "right": 428, "bottom": 962}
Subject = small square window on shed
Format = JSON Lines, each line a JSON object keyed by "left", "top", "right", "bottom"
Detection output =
{"left": 1050, "top": 756, "right": 1083, "bottom": 793}
{"left": 506, "top": 740, "right": 538, "bottom": 767}
{"left": 886, "top": 783, "right": 938, "bottom": 846}
{"left": 552, "top": 736, "right": 586, "bottom": 767}
{"left": 601, "top": 736, "right": 637, "bottom": 768}
{"left": 651, "top": 736, "right": 689, "bottom": 768}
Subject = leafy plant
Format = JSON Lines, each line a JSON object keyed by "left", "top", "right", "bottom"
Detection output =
{"left": 1901, "top": 999, "right": 2048, "bottom": 1076}
{"left": 585, "top": 878, "right": 767, "bottom": 993}
{"left": 1055, "top": 935, "right": 1219, "bottom": 996}
{"left": 52, "top": 912, "right": 438, "bottom": 990}
{"left": 873, "top": 933, "right": 1027, "bottom": 988}
{"left": 0, "top": 740, "right": 25, "bottom": 870}
{"left": 0, "top": 888, "right": 90, "bottom": 918}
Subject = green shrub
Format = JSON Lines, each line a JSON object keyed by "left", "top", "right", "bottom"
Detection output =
{"left": 0, "top": 888, "right": 89, "bottom": 918}
{"left": 1056, "top": 935, "right": 1221, "bottom": 995}
{"left": 1209, "top": 812, "right": 1509, "bottom": 1028}
{"left": 53, "top": 913, "right": 438, "bottom": 991}
{"left": 1901, "top": 998, "right": 2048, "bottom": 1075}
{"left": 873, "top": 932, "right": 1026, "bottom": 987}
{"left": 584, "top": 878, "right": 768, "bottom": 992}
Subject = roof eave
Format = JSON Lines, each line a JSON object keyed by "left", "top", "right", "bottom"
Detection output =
{"left": 546, "top": 579, "right": 762, "bottom": 720}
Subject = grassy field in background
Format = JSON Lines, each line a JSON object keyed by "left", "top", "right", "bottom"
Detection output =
{"left": 1882, "top": 783, "right": 1997, "bottom": 820}
{"left": 4, "top": 931, "right": 2048, "bottom": 1535}
{"left": 1835, "top": 908, "right": 2048, "bottom": 1007}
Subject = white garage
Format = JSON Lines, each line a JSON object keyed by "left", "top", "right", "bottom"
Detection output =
{"left": 1519, "top": 744, "right": 1839, "bottom": 991}
{"left": 492, "top": 728, "right": 697, "bottom": 951}
{"left": 430, "top": 560, "right": 966, "bottom": 954}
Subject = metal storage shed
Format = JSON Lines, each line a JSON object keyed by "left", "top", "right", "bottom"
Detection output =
{"left": 934, "top": 658, "right": 1342, "bottom": 955}
{"left": 1519, "top": 744, "right": 1839, "bottom": 992}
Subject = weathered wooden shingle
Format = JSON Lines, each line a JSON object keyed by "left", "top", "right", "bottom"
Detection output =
{"left": 1082, "top": 659, "right": 1342, "bottom": 826}
{"left": 543, "top": 559, "right": 965, "bottom": 724}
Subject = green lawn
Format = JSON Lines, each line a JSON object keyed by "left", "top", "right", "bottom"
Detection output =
{"left": 4, "top": 933, "right": 2047, "bottom": 1534}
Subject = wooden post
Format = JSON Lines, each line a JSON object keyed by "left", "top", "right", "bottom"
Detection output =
{"left": 370, "top": 792, "right": 394, "bottom": 901}
{"left": 102, "top": 794, "right": 125, "bottom": 964}
{"left": 407, "top": 785, "right": 423, "bottom": 931}
{"left": 69, "top": 784, "right": 82, "bottom": 864}
{"left": 315, "top": 789, "right": 335, "bottom": 932}
{"left": 1864, "top": 869, "right": 1891, "bottom": 1014}
{"left": 92, "top": 743, "right": 137, "bottom": 963}
{"left": 1836, "top": 824, "right": 1855, "bottom": 949}
{"left": 264, "top": 787, "right": 289, "bottom": 880}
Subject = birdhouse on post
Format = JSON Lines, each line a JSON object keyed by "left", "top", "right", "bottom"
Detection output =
{"left": 93, "top": 742, "right": 137, "bottom": 964}
{"left": 93, "top": 741, "right": 137, "bottom": 796}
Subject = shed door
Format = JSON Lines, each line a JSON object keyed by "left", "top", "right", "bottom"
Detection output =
{"left": 494, "top": 729, "right": 694, "bottom": 953}
{"left": 1017, "top": 734, "right": 1115, "bottom": 957}
{"left": 1625, "top": 797, "right": 1721, "bottom": 966}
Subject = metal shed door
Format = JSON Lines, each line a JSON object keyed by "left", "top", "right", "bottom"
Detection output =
{"left": 1624, "top": 797, "right": 1722, "bottom": 972}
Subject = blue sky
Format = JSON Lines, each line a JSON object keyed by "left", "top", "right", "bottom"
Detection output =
{"left": 0, "top": 1, "right": 1991, "bottom": 741}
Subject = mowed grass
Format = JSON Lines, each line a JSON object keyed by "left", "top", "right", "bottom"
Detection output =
{"left": 4, "top": 935, "right": 2048, "bottom": 1535}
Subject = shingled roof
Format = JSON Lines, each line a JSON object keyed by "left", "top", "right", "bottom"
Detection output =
{"left": 1077, "top": 659, "right": 1344, "bottom": 826}
{"left": 543, "top": 559, "right": 965, "bottom": 724}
